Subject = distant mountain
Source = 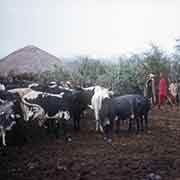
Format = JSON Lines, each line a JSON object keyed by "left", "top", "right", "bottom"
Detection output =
{"left": 0, "top": 45, "right": 62, "bottom": 76}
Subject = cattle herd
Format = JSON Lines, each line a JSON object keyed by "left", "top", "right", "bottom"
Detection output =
{"left": 0, "top": 79, "right": 151, "bottom": 147}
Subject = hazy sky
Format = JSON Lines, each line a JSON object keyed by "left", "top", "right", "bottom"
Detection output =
{"left": 1, "top": 0, "right": 180, "bottom": 59}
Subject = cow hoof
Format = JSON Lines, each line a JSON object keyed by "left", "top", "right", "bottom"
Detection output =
{"left": 107, "top": 138, "right": 112, "bottom": 143}
{"left": 67, "top": 137, "right": 72, "bottom": 142}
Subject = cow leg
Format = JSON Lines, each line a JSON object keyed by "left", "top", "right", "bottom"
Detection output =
{"left": 96, "top": 120, "right": 99, "bottom": 132}
{"left": 46, "top": 119, "right": 55, "bottom": 134}
{"left": 144, "top": 113, "right": 148, "bottom": 129}
{"left": 121, "top": 119, "right": 125, "bottom": 125}
{"left": 94, "top": 109, "right": 100, "bottom": 131}
{"left": 104, "top": 125, "right": 110, "bottom": 141}
{"left": 51, "top": 119, "right": 56, "bottom": 134}
{"left": 52, "top": 119, "right": 58, "bottom": 136}
{"left": 44, "top": 120, "right": 50, "bottom": 135}
{"left": 76, "top": 113, "right": 81, "bottom": 131}
{"left": 75, "top": 118, "right": 80, "bottom": 131}
{"left": 47, "top": 120, "right": 51, "bottom": 133}
{"left": 72, "top": 112, "right": 76, "bottom": 131}
{"left": 99, "top": 119, "right": 104, "bottom": 133}
{"left": 73, "top": 112, "right": 80, "bottom": 131}
{"left": 46, "top": 119, "right": 51, "bottom": 134}
{"left": 110, "top": 118, "right": 114, "bottom": 135}
{"left": 73, "top": 113, "right": 77, "bottom": 131}
{"left": 55, "top": 118, "right": 60, "bottom": 139}
{"left": 128, "top": 118, "right": 132, "bottom": 131}
{"left": 115, "top": 119, "right": 120, "bottom": 134}
{"left": 106, "top": 118, "right": 113, "bottom": 142}
{"left": 136, "top": 117, "right": 140, "bottom": 134}
{"left": 74, "top": 119, "right": 78, "bottom": 131}
{"left": 140, "top": 115, "right": 144, "bottom": 131}
{"left": 62, "top": 118, "right": 67, "bottom": 136}
{"left": 72, "top": 115, "right": 76, "bottom": 130}
{"left": 1, "top": 128, "right": 6, "bottom": 146}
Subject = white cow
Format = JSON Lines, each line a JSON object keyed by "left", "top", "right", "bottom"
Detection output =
{"left": 84, "top": 86, "right": 114, "bottom": 132}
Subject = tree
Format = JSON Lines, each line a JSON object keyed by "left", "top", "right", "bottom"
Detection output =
{"left": 77, "top": 57, "right": 106, "bottom": 86}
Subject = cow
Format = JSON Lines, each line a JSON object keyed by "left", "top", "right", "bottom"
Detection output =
{"left": 133, "top": 95, "right": 151, "bottom": 131}
{"left": 0, "top": 101, "right": 16, "bottom": 146}
{"left": 21, "top": 87, "right": 96, "bottom": 132}
{"left": 21, "top": 90, "right": 70, "bottom": 126}
{"left": 22, "top": 85, "right": 113, "bottom": 133}
{"left": 0, "top": 91, "right": 24, "bottom": 146}
{"left": 20, "top": 88, "right": 95, "bottom": 138}
{"left": 99, "top": 94, "right": 151, "bottom": 141}
{"left": 83, "top": 86, "right": 114, "bottom": 132}
{"left": 28, "top": 84, "right": 93, "bottom": 131}
{"left": 67, "top": 88, "right": 95, "bottom": 130}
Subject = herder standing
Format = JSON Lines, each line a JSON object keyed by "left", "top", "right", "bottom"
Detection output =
{"left": 158, "top": 72, "right": 167, "bottom": 110}
{"left": 144, "top": 73, "right": 156, "bottom": 105}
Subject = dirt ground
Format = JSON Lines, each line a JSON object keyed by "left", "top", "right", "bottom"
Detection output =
{"left": 1, "top": 106, "right": 180, "bottom": 180}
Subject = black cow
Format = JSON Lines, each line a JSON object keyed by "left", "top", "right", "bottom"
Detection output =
{"left": 66, "top": 88, "right": 95, "bottom": 130}
{"left": 134, "top": 95, "right": 151, "bottom": 131}
{"left": 100, "top": 94, "right": 151, "bottom": 140}
{"left": 114, "top": 95, "right": 151, "bottom": 133}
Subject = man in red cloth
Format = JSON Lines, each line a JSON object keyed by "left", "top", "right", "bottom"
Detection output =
{"left": 158, "top": 72, "right": 167, "bottom": 109}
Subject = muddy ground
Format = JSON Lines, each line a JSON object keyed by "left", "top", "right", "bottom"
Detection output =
{"left": 1, "top": 107, "right": 180, "bottom": 180}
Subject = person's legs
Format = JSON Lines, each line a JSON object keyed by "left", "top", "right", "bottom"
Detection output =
{"left": 170, "top": 94, "right": 176, "bottom": 104}
{"left": 176, "top": 94, "right": 179, "bottom": 105}
{"left": 171, "top": 94, "right": 177, "bottom": 111}
{"left": 159, "top": 94, "right": 166, "bottom": 110}
{"left": 158, "top": 94, "right": 162, "bottom": 109}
